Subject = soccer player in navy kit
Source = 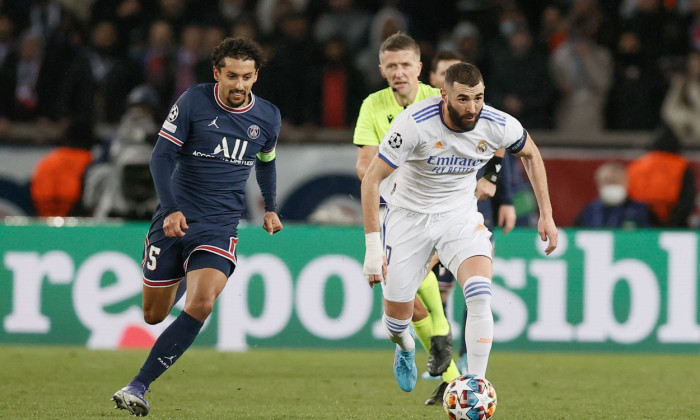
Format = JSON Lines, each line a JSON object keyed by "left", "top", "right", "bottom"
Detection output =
{"left": 112, "top": 37, "right": 282, "bottom": 417}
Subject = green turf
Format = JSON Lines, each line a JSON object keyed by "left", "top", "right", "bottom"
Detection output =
{"left": 0, "top": 346, "right": 698, "bottom": 419}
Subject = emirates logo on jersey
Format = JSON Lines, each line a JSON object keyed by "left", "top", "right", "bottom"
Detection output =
{"left": 247, "top": 124, "right": 260, "bottom": 139}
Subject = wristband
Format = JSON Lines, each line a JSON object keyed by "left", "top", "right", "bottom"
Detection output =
{"left": 482, "top": 156, "right": 503, "bottom": 184}
{"left": 363, "top": 232, "right": 384, "bottom": 278}
{"left": 365, "top": 232, "right": 382, "bottom": 253}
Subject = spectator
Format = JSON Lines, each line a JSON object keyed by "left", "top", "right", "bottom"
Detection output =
{"left": 537, "top": 5, "right": 568, "bottom": 53}
{"left": 59, "top": 19, "right": 142, "bottom": 139}
{"left": 606, "top": 30, "right": 666, "bottom": 130}
{"left": 90, "top": 0, "right": 157, "bottom": 51}
{"left": 487, "top": 21, "right": 555, "bottom": 129}
{"left": 140, "top": 19, "right": 176, "bottom": 112}
{"left": 313, "top": 0, "right": 370, "bottom": 56}
{"left": 265, "top": 11, "right": 320, "bottom": 128}
{"left": 574, "top": 162, "right": 650, "bottom": 229}
{"left": 315, "top": 35, "right": 366, "bottom": 128}
{"left": 354, "top": 6, "right": 408, "bottom": 92}
{"left": 627, "top": 125, "right": 696, "bottom": 227}
{"left": 194, "top": 23, "right": 225, "bottom": 83}
{"left": 661, "top": 51, "right": 700, "bottom": 146}
{"left": 255, "top": 0, "right": 306, "bottom": 37}
{"left": 0, "top": 31, "right": 47, "bottom": 122}
{"left": 170, "top": 23, "right": 203, "bottom": 106}
{"left": 0, "top": 14, "right": 15, "bottom": 68}
{"left": 550, "top": 17, "right": 613, "bottom": 133}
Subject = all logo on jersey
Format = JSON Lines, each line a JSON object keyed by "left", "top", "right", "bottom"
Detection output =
{"left": 168, "top": 105, "right": 179, "bottom": 122}
{"left": 213, "top": 137, "right": 248, "bottom": 160}
{"left": 208, "top": 117, "right": 219, "bottom": 128}
{"left": 476, "top": 140, "right": 487, "bottom": 154}
{"left": 387, "top": 114, "right": 394, "bottom": 123}
{"left": 247, "top": 124, "right": 260, "bottom": 139}
{"left": 388, "top": 132, "right": 402, "bottom": 149}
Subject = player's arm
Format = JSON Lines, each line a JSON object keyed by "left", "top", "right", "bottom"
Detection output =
{"left": 512, "top": 133, "right": 558, "bottom": 254}
{"left": 255, "top": 148, "right": 282, "bottom": 235}
{"left": 356, "top": 145, "right": 377, "bottom": 180}
{"left": 475, "top": 148, "right": 505, "bottom": 200}
{"left": 150, "top": 138, "right": 188, "bottom": 237}
{"left": 361, "top": 155, "right": 394, "bottom": 286}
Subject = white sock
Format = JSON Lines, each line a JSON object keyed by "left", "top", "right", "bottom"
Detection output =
{"left": 463, "top": 276, "right": 493, "bottom": 376}
{"left": 382, "top": 314, "right": 415, "bottom": 351}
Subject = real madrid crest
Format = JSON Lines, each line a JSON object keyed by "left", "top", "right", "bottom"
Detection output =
{"left": 476, "top": 140, "right": 487, "bottom": 154}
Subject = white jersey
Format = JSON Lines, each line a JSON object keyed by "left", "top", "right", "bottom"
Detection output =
{"left": 377, "top": 96, "right": 527, "bottom": 214}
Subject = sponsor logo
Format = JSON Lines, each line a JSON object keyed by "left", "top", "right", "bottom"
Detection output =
{"left": 387, "top": 132, "right": 402, "bottom": 149}
{"left": 247, "top": 124, "right": 260, "bottom": 139}
{"left": 476, "top": 140, "right": 487, "bottom": 154}
{"left": 426, "top": 154, "right": 483, "bottom": 174}
{"left": 162, "top": 120, "right": 177, "bottom": 133}
{"left": 208, "top": 117, "right": 219, "bottom": 128}
{"left": 434, "top": 141, "right": 444, "bottom": 149}
{"left": 387, "top": 114, "right": 394, "bottom": 123}
{"left": 167, "top": 105, "right": 179, "bottom": 122}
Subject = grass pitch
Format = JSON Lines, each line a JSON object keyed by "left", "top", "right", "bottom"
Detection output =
{"left": 0, "top": 346, "right": 698, "bottom": 419}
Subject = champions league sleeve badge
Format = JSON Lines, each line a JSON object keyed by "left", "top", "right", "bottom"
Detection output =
{"left": 388, "top": 132, "right": 402, "bottom": 149}
{"left": 167, "top": 104, "right": 179, "bottom": 122}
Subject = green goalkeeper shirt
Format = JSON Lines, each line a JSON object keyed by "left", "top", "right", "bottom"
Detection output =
{"left": 353, "top": 83, "right": 441, "bottom": 147}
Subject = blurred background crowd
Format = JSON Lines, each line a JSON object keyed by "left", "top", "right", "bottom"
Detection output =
{"left": 0, "top": 0, "right": 699, "bottom": 226}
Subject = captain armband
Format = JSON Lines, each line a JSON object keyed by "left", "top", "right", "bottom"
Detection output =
{"left": 482, "top": 156, "right": 503, "bottom": 184}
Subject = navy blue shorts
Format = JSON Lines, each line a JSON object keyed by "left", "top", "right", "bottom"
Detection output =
{"left": 141, "top": 215, "right": 239, "bottom": 288}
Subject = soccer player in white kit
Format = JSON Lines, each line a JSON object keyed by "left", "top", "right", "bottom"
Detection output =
{"left": 361, "top": 62, "right": 558, "bottom": 392}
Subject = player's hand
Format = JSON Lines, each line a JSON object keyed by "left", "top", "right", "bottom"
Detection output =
{"left": 538, "top": 216, "right": 558, "bottom": 255}
{"left": 263, "top": 212, "right": 283, "bottom": 235}
{"left": 475, "top": 177, "right": 497, "bottom": 200}
{"left": 498, "top": 205, "right": 516, "bottom": 234}
{"left": 363, "top": 232, "right": 386, "bottom": 288}
{"left": 163, "top": 211, "right": 188, "bottom": 237}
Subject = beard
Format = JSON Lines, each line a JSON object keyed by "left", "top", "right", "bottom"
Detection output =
{"left": 226, "top": 90, "right": 248, "bottom": 108}
{"left": 447, "top": 101, "right": 481, "bottom": 131}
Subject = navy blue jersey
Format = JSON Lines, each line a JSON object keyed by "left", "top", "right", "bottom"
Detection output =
{"left": 151, "top": 83, "right": 280, "bottom": 223}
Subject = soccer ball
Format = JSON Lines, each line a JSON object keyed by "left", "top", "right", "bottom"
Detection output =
{"left": 442, "top": 374, "right": 497, "bottom": 420}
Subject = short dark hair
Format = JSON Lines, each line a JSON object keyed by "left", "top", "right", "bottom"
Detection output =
{"left": 444, "top": 62, "right": 483, "bottom": 88}
{"left": 211, "top": 37, "right": 265, "bottom": 70}
{"left": 379, "top": 32, "right": 420, "bottom": 58}
{"left": 431, "top": 50, "right": 463, "bottom": 72}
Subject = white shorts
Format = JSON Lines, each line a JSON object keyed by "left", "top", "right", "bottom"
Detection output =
{"left": 381, "top": 205, "right": 492, "bottom": 303}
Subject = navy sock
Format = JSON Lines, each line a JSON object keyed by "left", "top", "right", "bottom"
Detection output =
{"left": 132, "top": 310, "right": 203, "bottom": 388}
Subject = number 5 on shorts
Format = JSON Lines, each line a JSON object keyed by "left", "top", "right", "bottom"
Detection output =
{"left": 145, "top": 245, "right": 161, "bottom": 270}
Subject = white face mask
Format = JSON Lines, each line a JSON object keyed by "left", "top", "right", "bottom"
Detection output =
{"left": 599, "top": 184, "right": 627, "bottom": 206}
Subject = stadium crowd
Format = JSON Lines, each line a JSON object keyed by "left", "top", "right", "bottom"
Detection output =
{"left": 1, "top": 0, "right": 699, "bottom": 143}
{"left": 0, "top": 0, "right": 698, "bottom": 224}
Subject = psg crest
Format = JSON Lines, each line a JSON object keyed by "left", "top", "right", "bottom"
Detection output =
{"left": 247, "top": 124, "right": 260, "bottom": 139}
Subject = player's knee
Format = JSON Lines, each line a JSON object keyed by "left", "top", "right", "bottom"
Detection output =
{"left": 462, "top": 276, "right": 492, "bottom": 314}
{"left": 143, "top": 309, "right": 168, "bottom": 325}
{"left": 184, "top": 297, "right": 216, "bottom": 320}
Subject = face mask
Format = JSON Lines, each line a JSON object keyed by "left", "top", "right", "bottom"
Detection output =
{"left": 599, "top": 184, "right": 627, "bottom": 206}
